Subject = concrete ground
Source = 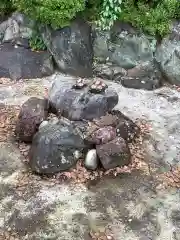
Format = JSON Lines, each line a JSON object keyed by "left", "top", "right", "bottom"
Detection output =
{"left": 0, "top": 74, "right": 180, "bottom": 240}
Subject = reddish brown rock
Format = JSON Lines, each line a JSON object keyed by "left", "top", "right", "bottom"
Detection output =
{"left": 110, "top": 110, "right": 140, "bottom": 142}
{"left": 15, "top": 97, "right": 49, "bottom": 142}
{"left": 86, "top": 126, "right": 116, "bottom": 145}
{"left": 96, "top": 137, "right": 131, "bottom": 170}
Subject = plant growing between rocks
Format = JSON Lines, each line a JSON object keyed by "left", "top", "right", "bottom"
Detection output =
{"left": 29, "top": 30, "right": 47, "bottom": 51}
{"left": 96, "top": 0, "right": 122, "bottom": 30}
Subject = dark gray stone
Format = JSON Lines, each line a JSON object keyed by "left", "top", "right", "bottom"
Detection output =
{"left": 93, "top": 62, "right": 127, "bottom": 80}
{"left": 94, "top": 61, "right": 162, "bottom": 90}
{"left": 96, "top": 137, "right": 131, "bottom": 170}
{"left": 49, "top": 79, "right": 118, "bottom": 121}
{"left": 29, "top": 121, "right": 86, "bottom": 174}
{"left": 0, "top": 43, "right": 54, "bottom": 80}
{"left": 15, "top": 97, "right": 49, "bottom": 142}
{"left": 110, "top": 110, "right": 140, "bottom": 142}
{"left": 12, "top": 37, "right": 30, "bottom": 49}
{"left": 40, "top": 18, "right": 93, "bottom": 78}
{"left": 93, "top": 21, "right": 157, "bottom": 69}
{"left": 155, "top": 21, "right": 180, "bottom": 86}
{"left": 121, "top": 61, "right": 162, "bottom": 90}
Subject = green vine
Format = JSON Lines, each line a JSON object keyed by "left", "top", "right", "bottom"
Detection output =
{"left": 97, "top": 0, "right": 122, "bottom": 30}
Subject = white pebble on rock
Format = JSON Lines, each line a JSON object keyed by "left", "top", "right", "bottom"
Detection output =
{"left": 85, "top": 149, "right": 98, "bottom": 170}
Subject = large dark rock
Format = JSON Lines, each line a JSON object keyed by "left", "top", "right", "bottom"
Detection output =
{"left": 93, "top": 21, "right": 156, "bottom": 69}
{"left": 49, "top": 78, "right": 118, "bottom": 121}
{"left": 0, "top": 43, "right": 54, "bottom": 80}
{"left": 40, "top": 18, "right": 93, "bottom": 78}
{"left": 15, "top": 97, "right": 49, "bottom": 142}
{"left": 121, "top": 61, "right": 162, "bottom": 90}
{"left": 155, "top": 21, "right": 180, "bottom": 86}
{"left": 29, "top": 121, "right": 86, "bottom": 174}
{"left": 96, "top": 137, "right": 131, "bottom": 170}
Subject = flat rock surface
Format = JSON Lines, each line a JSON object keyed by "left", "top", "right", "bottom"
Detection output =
{"left": 0, "top": 74, "right": 180, "bottom": 239}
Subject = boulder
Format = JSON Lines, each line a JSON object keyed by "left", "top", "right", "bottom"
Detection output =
{"left": 49, "top": 78, "right": 118, "bottom": 121}
{"left": 15, "top": 97, "right": 49, "bottom": 142}
{"left": 96, "top": 137, "right": 131, "bottom": 170}
{"left": 0, "top": 43, "right": 54, "bottom": 80}
{"left": 93, "top": 21, "right": 156, "bottom": 69}
{"left": 40, "top": 18, "right": 93, "bottom": 77}
{"left": 121, "top": 61, "right": 162, "bottom": 90}
{"left": 29, "top": 121, "right": 86, "bottom": 174}
{"left": 155, "top": 21, "right": 180, "bottom": 86}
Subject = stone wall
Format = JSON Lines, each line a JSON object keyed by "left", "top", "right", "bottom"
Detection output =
{"left": 1, "top": 12, "right": 180, "bottom": 89}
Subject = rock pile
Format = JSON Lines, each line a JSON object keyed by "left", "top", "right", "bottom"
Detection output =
{"left": 15, "top": 78, "right": 140, "bottom": 174}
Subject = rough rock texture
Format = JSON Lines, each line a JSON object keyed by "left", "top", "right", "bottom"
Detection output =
{"left": 156, "top": 21, "right": 180, "bottom": 86}
{"left": 29, "top": 120, "right": 86, "bottom": 174}
{"left": 0, "top": 12, "right": 34, "bottom": 44}
{"left": 86, "top": 126, "right": 116, "bottom": 145}
{"left": 111, "top": 110, "right": 140, "bottom": 142}
{"left": 121, "top": 61, "right": 162, "bottom": 90}
{"left": 15, "top": 97, "right": 48, "bottom": 142}
{"left": 93, "top": 62, "right": 127, "bottom": 81}
{"left": 93, "top": 22, "right": 162, "bottom": 90}
{"left": 90, "top": 110, "right": 140, "bottom": 143}
{"left": 49, "top": 78, "right": 118, "bottom": 121}
{"left": 1, "top": 75, "right": 180, "bottom": 239}
{"left": 93, "top": 22, "right": 156, "bottom": 69}
{"left": 96, "top": 137, "right": 131, "bottom": 170}
{"left": 40, "top": 18, "right": 93, "bottom": 77}
{"left": 94, "top": 61, "right": 162, "bottom": 90}
{"left": 0, "top": 43, "right": 54, "bottom": 80}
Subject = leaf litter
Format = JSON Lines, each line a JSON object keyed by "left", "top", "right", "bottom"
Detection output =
{"left": 1, "top": 83, "right": 180, "bottom": 239}
{"left": 1, "top": 102, "right": 180, "bottom": 190}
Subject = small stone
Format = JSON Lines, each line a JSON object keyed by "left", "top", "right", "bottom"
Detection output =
{"left": 86, "top": 126, "right": 116, "bottom": 145}
{"left": 15, "top": 97, "right": 49, "bottom": 142}
{"left": 85, "top": 149, "right": 98, "bottom": 170}
{"left": 72, "top": 78, "right": 87, "bottom": 89}
{"left": 96, "top": 137, "right": 131, "bottom": 170}
{"left": 89, "top": 79, "right": 108, "bottom": 94}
